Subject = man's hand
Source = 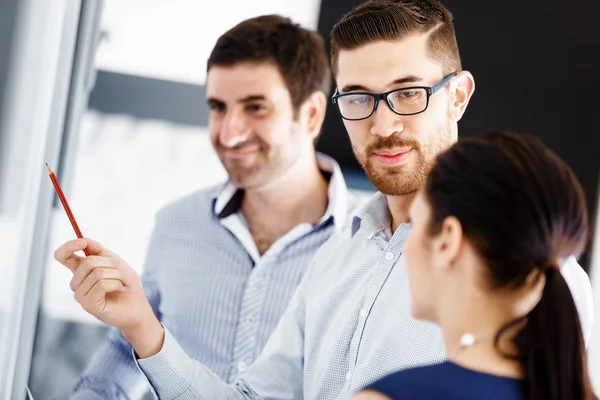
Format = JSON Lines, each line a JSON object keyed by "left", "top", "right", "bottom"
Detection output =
{"left": 54, "top": 238, "right": 164, "bottom": 358}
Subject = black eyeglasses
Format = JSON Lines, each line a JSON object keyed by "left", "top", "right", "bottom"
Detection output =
{"left": 331, "top": 72, "right": 457, "bottom": 121}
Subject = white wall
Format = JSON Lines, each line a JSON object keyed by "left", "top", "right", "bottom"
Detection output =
{"left": 95, "top": 0, "right": 323, "bottom": 84}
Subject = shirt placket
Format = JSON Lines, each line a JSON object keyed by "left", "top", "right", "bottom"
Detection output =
{"left": 343, "top": 230, "right": 405, "bottom": 392}
{"left": 221, "top": 213, "right": 314, "bottom": 381}
{"left": 229, "top": 258, "right": 271, "bottom": 380}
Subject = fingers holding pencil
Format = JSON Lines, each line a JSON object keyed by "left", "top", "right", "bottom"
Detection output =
{"left": 54, "top": 238, "right": 128, "bottom": 277}
{"left": 69, "top": 254, "right": 119, "bottom": 291}
{"left": 54, "top": 238, "right": 152, "bottom": 330}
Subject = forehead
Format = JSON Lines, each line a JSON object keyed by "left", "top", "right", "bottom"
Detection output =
{"left": 206, "top": 62, "right": 289, "bottom": 100}
{"left": 336, "top": 34, "right": 444, "bottom": 91}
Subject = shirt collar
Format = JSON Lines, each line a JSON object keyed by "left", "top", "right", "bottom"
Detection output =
{"left": 213, "top": 152, "right": 350, "bottom": 231}
{"left": 351, "top": 191, "right": 393, "bottom": 238}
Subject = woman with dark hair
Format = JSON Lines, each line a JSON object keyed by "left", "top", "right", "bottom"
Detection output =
{"left": 354, "top": 131, "right": 596, "bottom": 400}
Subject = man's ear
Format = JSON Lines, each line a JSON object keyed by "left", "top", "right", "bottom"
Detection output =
{"left": 448, "top": 71, "right": 475, "bottom": 122}
{"left": 300, "top": 91, "right": 327, "bottom": 139}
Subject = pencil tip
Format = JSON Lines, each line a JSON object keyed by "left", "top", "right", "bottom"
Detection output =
{"left": 45, "top": 163, "right": 53, "bottom": 174}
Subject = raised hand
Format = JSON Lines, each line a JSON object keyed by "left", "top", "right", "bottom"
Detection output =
{"left": 54, "top": 238, "right": 164, "bottom": 357}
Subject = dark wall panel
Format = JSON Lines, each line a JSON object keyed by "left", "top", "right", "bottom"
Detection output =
{"left": 315, "top": 0, "right": 364, "bottom": 170}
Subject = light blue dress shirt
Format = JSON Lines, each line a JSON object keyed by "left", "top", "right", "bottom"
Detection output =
{"left": 136, "top": 192, "right": 594, "bottom": 400}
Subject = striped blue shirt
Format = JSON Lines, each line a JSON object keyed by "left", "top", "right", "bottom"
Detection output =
{"left": 70, "top": 155, "right": 361, "bottom": 400}
{"left": 136, "top": 192, "right": 594, "bottom": 400}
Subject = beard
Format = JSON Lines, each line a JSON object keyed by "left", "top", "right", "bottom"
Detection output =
{"left": 353, "top": 121, "right": 453, "bottom": 196}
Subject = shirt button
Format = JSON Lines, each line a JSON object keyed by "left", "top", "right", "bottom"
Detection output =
{"left": 247, "top": 315, "right": 255, "bottom": 324}
{"left": 359, "top": 308, "right": 368, "bottom": 318}
{"left": 345, "top": 371, "right": 352, "bottom": 381}
{"left": 385, "top": 251, "right": 394, "bottom": 260}
{"left": 237, "top": 361, "right": 247, "bottom": 372}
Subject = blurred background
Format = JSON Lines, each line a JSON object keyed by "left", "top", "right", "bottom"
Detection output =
{"left": 0, "top": 0, "right": 598, "bottom": 399}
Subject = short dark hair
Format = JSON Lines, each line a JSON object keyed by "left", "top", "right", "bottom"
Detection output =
{"left": 425, "top": 131, "right": 594, "bottom": 400}
{"left": 330, "top": 0, "right": 461, "bottom": 77}
{"left": 207, "top": 15, "right": 331, "bottom": 111}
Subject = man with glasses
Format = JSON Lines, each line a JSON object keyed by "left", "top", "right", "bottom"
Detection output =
{"left": 53, "top": 1, "right": 594, "bottom": 399}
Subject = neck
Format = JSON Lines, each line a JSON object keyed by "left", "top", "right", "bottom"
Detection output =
{"left": 439, "top": 290, "right": 524, "bottom": 379}
{"left": 387, "top": 192, "right": 417, "bottom": 232}
{"left": 241, "top": 152, "right": 329, "bottom": 239}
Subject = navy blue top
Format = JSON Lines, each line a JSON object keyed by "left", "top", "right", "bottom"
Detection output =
{"left": 362, "top": 361, "right": 525, "bottom": 399}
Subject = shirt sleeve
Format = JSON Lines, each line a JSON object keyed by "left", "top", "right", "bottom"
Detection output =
{"left": 135, "top": 252, "right": 313, "bottom": 400}
{"left": 561, "top": 255, "right": 594, "bottom": 347}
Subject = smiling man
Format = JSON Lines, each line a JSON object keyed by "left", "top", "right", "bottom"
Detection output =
{"left": 67, "top": 14, "right": 358, "bottom": 400}
{"left": 55, "top": 1, "right": 594, "bottom": 399}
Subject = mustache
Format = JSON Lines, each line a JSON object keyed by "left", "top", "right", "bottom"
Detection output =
{"left": 365, "top": 136, "right": 420, "bottom": 155}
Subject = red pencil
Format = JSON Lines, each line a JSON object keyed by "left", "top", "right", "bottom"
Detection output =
{"left": 46, "top": 163, "right": 90, "bottom": 256}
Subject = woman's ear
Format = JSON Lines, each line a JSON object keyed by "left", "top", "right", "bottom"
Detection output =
{"left": 431, "top": 216, "right": 463, "bottom": 270}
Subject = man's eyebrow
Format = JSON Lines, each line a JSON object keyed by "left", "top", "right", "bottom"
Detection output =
{"left": 237, "top": 95, "right": 267, "bottom": 103}
{"left": 206, "top": 95, "right": 268, "bottom": 104}
{"left": 206, "top": 97, "right": 223, "bottom": 105}
{"left": 340, "top": 75, "right": 423, "bottom": 93}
